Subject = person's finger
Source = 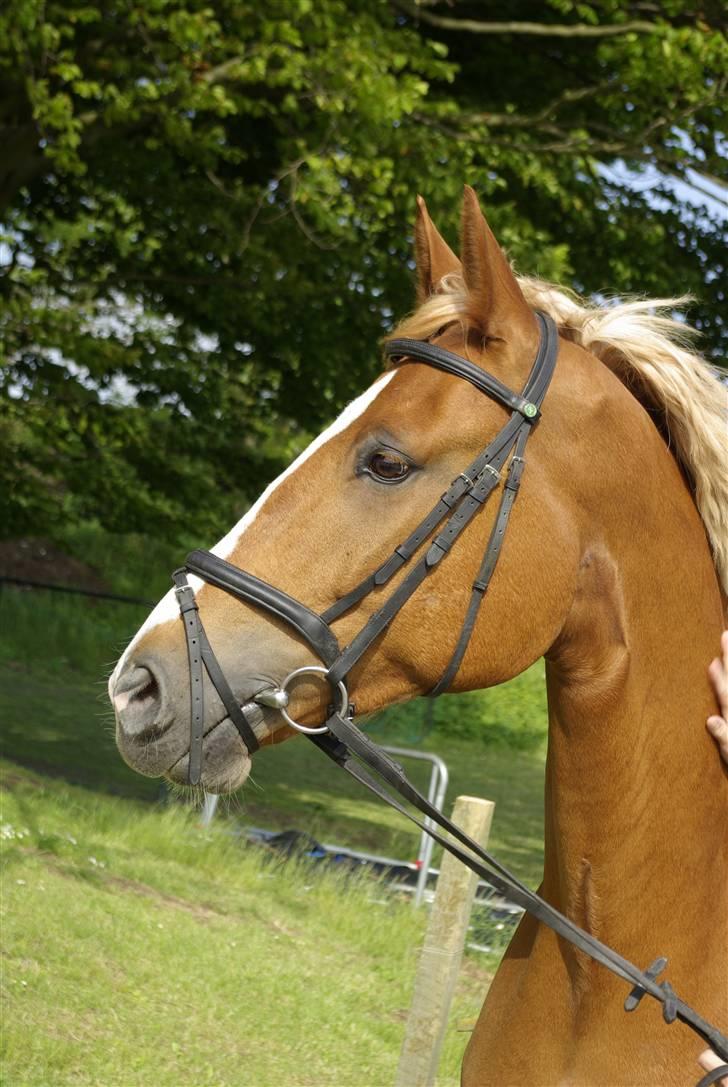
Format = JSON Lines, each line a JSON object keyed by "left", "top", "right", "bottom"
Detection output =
{"left": 698, "top": 1047, "right": 728, "bottom": 1087}
{"left": 707, "top": 715, "right": 728, "bottom": 761}
{"left": 708, "top": 656, "right": 728, "bottom": 719}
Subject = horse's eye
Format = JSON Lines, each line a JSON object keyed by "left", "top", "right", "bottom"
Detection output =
{"left": 367, "top": 451, "right": 412, "bottom": 483}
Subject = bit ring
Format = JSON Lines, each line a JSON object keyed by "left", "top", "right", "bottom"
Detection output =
{"left": 278, "top": 666, "right": 348, "bottom": 734}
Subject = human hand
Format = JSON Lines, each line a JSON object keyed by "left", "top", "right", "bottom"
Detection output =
{"left": 698, "top": 1047, "right": 728, "bottom": 1087}
{"left": 707, "top": 630, "right": 728, "bottom": 763}
{"left": 699, "top": 632, "right": 728, "bottom": 1087}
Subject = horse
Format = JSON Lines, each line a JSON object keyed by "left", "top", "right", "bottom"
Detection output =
{"left": 109, "top": 186, "right": 728, "bottom": 1086}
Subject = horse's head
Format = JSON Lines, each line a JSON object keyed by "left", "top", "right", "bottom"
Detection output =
{"left": 109, "top": 188, "right": 583, "bottom": 792}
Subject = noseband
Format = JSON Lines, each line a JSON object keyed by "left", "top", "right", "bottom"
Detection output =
{"left": 170, "top": 310, "right": 728, "bottom": 1078}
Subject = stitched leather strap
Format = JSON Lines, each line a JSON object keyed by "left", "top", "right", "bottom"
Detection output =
{"left": 430, "top": 314, "right": 557, "bottom": 691}
{"left": 174, "top": 577, "right": 205, "bottom": 784}
{"left": 323, "top": 314, "right": 555, "bottom": 626}
{"left": 385, "top": 338, "right": 540, "bottom": 419}
{"left": 321, "top": 412, "right": 524, "bottom": 624}
{"left": 197, "top": 623, "right": 260, "bottom": 755}
{"left": 185, "top": 550, "right": 340, "bottom": 667}
{"left": 326, "top": 315, "right": 557, "bottom": 689}
{"left": 173, "top": 570, "right": 260, "bottom": 784}
{"left": 430, "top": 429, "right": 530, "bottom": 695}
{"left": 325, "top": 444, "right": 511, "bottom": 688}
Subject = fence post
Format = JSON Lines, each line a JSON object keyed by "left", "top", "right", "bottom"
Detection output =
{"left": 395, "top": 795, "right": 495, "bottom": 1087}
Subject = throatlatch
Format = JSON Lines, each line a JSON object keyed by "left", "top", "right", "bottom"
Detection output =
{"left": 171, "top": 310, "right": 728, "bottom": 1081}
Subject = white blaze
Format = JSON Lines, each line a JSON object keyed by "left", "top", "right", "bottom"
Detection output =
{"left": 109, "top": 370, "right": 397, "bottom": 690}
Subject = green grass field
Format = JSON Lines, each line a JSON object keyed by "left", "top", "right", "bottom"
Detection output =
{"left": 1, "top": 762, "right": 492, "bottom": 1086}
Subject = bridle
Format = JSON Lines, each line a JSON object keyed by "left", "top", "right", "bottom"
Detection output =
{"left": 173, "top": 310, "right": 556, "bottom": 771}
{"left": 170, "top": 311, "right": 728, "bottom": 1083}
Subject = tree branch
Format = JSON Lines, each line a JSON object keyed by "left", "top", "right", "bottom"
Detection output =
{"left": 393, "top": 2, "right": 659, "bottom": 37}
{"left": 459, "top": 82, "right": 613, "bottom": 129}
{"left": 287, "top": 170, "right": 341, "bottom": 251}
{"left": 413, "top": 109, "right": 727, "bottom": 207}
{"left": 198, "top": 54, "right": 255, "bottom": 84}
{"left": 644, "top": 160, "right": 728, "bottom": 208}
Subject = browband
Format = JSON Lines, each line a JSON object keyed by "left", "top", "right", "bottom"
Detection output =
{"left": 384, "top": 337, "right": 540, "bottom": 419}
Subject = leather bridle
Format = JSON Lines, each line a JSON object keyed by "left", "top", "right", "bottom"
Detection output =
{"left": 170, "top": 310, "right": 728, "bottom": 1082}
{"left": 173, "top": 311, "right": 556, "bottom": 774}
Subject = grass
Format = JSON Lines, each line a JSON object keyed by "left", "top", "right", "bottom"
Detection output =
{"left": 0, "top": 586, "right": 149, "bottom": 682}
{"left": 1, "top": 762, "right": 492, "bottom": 1086}
{"left": 53, "top": 521, "right": 190, "bottom": 602}
{"left": 246, "top": 730, "right": 545, "bottom": 885}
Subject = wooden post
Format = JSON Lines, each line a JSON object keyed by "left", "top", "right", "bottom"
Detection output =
{"left": 395, "top": 795, "right": 495, "bottom": 1087}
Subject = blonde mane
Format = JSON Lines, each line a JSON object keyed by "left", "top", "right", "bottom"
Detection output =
{"left": 387, "top": 274, "right": 728, "bottom": 593}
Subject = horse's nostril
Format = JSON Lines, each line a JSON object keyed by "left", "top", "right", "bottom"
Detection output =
{"left": 134, "top": 674, "right": 158, "bottom": 705}
{"left": 112, "top": 665, "right": 160, "bottom": 714}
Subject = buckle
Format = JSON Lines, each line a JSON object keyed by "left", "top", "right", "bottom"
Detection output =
{"left": 172, "top": 570, "right": 199, "bottom": 612}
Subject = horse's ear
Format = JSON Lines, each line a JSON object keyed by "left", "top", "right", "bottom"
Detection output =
{"left": 414, "top": 195, "right": 461, "bottom": 303}
{"left": 460, "top": 185, "right": 536, "bottom": 345}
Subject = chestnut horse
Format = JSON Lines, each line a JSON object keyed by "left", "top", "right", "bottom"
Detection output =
{"left": 109, "top": 188, "right": 728, "bottom": 1085}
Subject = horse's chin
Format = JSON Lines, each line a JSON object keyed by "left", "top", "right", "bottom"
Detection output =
{"left": 166, "top": 718, "right": 253, "bottom": 794}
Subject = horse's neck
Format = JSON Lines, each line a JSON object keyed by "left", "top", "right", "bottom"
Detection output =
{"left": 469, "top": 581, "right": 727, "bottom": 1085}
{"left": 542, "top": 529, "right": 727, "bottom": 975}
{"left": 464, "top": 350, "right": 727, "bottom": 1085}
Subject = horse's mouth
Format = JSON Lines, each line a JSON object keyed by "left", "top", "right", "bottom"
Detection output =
{"left": 165, "top": 714, "right": 254, "bottom": 793}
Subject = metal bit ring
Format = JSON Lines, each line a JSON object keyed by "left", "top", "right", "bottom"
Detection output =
{"left": 278, "top": 666, "right": 348, "bottom": 734}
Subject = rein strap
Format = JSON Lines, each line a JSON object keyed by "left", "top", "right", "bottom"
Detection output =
{"left": 312, "top": 711, "right": 728, "bottom": 1069}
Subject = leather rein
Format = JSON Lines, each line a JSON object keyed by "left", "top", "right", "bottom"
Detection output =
{"left": 170, "top": 311, "right": 728, "bottom": 1082}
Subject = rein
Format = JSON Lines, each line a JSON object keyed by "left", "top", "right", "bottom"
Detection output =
{"left": 170, "top": 311, "right": 728, "bottom": 1080}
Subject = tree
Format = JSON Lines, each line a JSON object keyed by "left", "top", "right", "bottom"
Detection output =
{"left": 1, "top": 0, "right": 725, "bottom": 542}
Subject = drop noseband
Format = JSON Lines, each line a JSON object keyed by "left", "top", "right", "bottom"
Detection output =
{"left": 170, "top": 311, "right": 728, "bottom": 1078}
